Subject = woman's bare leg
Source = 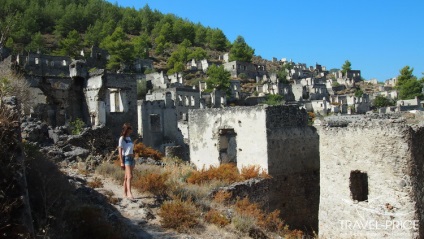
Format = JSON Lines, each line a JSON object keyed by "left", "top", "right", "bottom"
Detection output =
{"left": 123, "top": 174, "right": 128, "bottom": 197}
{"left": 125, "top": 165, "right": 134, "bottom": 199}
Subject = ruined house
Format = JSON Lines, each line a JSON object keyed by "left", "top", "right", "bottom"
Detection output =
{"left": 189, "top": 105, "right": 320, "bottom": 231}
{"left": 145, "top": 87, "right": 202, "bottom": 121}
{"left": 318, "top": 117, "right": 424, "bottom": 238}
{"left": 223, "top": 61, "right": 267, "bottom": 79}
{"left": 83, "top": 69, "right": 139, "bottom": 136}
{"left": 0, "top": 50, "right": 140, "bottom": 137}
{"left": 138, "top": 95, "right": 186, "bottom": 158}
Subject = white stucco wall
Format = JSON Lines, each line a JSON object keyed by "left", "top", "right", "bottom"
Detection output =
{"left": 188, "top": 106, "right": 268, "bottom": 171}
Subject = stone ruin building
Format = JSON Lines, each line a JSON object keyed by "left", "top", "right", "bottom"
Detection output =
{"left": 0, "top": 49, "right": 140, "bottom": 137}
{"left": 3, "top": 44, "right": 424, "bottom": 238}
{"left": 189, "top": 105, "right": 424, "bottom": 238}
{"left": 189, "top": 105, "right": 320, "bottom": 231}
{"left": 318, "top": 117, "right": 424, "bottom": 238}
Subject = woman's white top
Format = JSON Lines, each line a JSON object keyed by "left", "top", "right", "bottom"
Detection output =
{"left": 118, "top": 136, "right": 134, "bottom": 156}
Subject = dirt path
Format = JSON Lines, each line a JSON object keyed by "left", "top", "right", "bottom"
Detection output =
{"left": 64, "top": 167, "right": 189, "bottom": 239}
{"left": 64, "top": 167, "right": 248, "bottom": 239}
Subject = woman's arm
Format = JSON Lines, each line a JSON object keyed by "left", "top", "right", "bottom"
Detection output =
{"left": 118, "top": 147, "right": 124, "bottom": 169}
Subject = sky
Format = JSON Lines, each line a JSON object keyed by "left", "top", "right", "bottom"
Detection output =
{"left": 108, "top": 0, "right": 423, "bottom": 82}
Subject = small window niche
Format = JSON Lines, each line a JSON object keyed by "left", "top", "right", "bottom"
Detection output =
{"left": 350, "top": 170, "right": 368, "bottom": 202}
{"left": 149, "top": 114, "right": 161, "bottom": 132}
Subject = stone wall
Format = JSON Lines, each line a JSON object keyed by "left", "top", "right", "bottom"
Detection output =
{"left": 140, "top": 100, "right": 185, "bottom": 155}
{"left": 265, "top": 106, "right": 319, "bottom": 231}
{"left": 189, "top": 106, "right": 268, "bottom": 171}
{"left": 318, "top": 119, "right": 423, "bottom": 238}
{"left": 104, "top": 73, "right": 138, "bottom": 137}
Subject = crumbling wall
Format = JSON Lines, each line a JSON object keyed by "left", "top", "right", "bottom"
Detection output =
{"left": 104, "top": 73, "right": 138, "bottom": 137}
{"left": 318, "top": 119, "right": 421, "bottom": 238}
{"left": 411, "top": 125, "right": 424, "bottom": 237}
{"left": 140, "top": 100, "right": 185, "bottom": 154}
{"left": 189, "top": 106, "right": 268, "bottom": 171}
{"left": 265, "top": 106, "right": 319, "bottom": 232}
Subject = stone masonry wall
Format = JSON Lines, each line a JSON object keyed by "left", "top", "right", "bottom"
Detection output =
{"left": 189, "top": 106, "right": 268, "bottom": 171}
{"left": 318, "top": 120, "right": 421, "bottom": 238}
{"left": 265, "top": 106, "right": 319, "bottom": 232}
{"left": 411, "top": 125, "right": 424, "bottom": 237}
{"left": 104, "top": 73, "right": 138, "bottom": 137}
{"left": 266, "top": 127, "right": 320, "bottom": 232}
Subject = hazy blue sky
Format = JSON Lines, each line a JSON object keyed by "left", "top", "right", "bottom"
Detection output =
{"left": 108, "top": 0, "right": 423, "bottom": 82}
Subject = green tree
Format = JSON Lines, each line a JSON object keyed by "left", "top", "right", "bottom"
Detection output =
{"left": 373, "top": 95, "right": 395, "bottom": 108}
{"left": 55, "top": 30, "right": 82, "bottom": 58}
{"left": 229, "top": 36, "right": 254, "bottom": 62}
{"left": 187, "top": 47, "right": 207, "bottom": 61}
{"left": 208, "top": 29, "right": 228, "bottom": 51}
{"left": 119, "top": 7, "right": 141, "bottom": 35}
{"left": 341, "top": 60, "right": 351, "bottom": 76}
{"left": 167, "top": 39, "right": 192, "bottom": 74}
{"left": 206, "top": 64, "right": 230, "bottom": 90}
{"left": 277, "top": 62, "right": 293, "bottom": 83}
{"left": 194, "top": 24, "right": 207, "bottom": 46}
{"left": 0, "top": 14, "right": 17, "bottom": 48}
{"left": 84, "top": 21, "right": 104, "bottom": 47}
{"left": 131, "top": 33, "right": 151, "bottom": 59}
{"left": 100, "top": 27, "right": 134, "bottom": 71}
{"left": 396, "top": 66, "right": 423, "bottom": 100}
{"left": 354, "top": 89, "right": 364, "bottom": 97}
{"left": 25, "top": 32, "right": 44, "bottom": 52}
{"left": 264, "top": 94, "right": 284, "bottom": 106}
{"left": 140, "top": 4, "right": 159, "bottom": 34}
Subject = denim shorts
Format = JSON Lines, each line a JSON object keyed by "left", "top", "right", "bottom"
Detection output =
{"left": 124, "top": 156, "right": 135, "bottom": 166}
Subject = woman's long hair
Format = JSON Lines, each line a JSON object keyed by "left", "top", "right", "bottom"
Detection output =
{"left": 120, "top": 123, "right": 132, "bottom": 137}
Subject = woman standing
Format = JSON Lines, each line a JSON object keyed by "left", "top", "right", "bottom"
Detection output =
{"left": 118, "top": 123, "right": 135, "bottom": 199}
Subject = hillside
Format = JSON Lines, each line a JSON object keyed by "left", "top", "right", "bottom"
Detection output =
{"left": 0, "top": 0, "right": 248, "bottom": 74}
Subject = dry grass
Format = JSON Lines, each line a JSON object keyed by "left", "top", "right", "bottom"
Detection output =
{"left": 133, "top": 172, "right": 169, "bottom": 196}
{"left": 87, "top": 177, "right": 103, "bottom": 188}
{"left": 204, "top": 209, "right": 230, "bottom": 227}
{"left": 133, "top": 142, "right": 163, "bottom": 160}
{"left": 95, "top": 160, "right": 124, "bottom": 183}
{"left": 233, "top": 197, "right": 299, "bottom": 237}
{"left": 213, "top": 190, "right": 232, "bottom": 204}
{"left": 187, "top": 163, "right": 241, "bottom": 184}
{"left": 95, "top": 159, "right": 302, "bottom": 237}
{"left": 158, "top": 197, "right": 200, "bottom": 232}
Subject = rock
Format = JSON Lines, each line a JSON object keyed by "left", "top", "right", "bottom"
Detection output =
{"left": 64, "top": 147, "right": 89, "bottom": 161}
{"left": 136, "top": 208, "right": 155, "bottom": 220}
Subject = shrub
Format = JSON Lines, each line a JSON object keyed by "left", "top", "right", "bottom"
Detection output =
{"left": 232, "top": 214, "right": 255, "bottom": 233}
{"left": 70, "top": 118, "right": 85, "bottom": 135}
{"left": 204, "top": 209, "right": 230, "bottom": 227}
{"left": 133, "top": 172, "right": 169, "bottom": 196}
{"left": 213, "top": 191, "right": 232, "bottom": 204}
{"left": 234, "top": 197, "right": 264, "bottom": 221}
{"left": 95, "top": 160, "right": 124, "bottom": 183}
{"left": 258, "top": 210, "right": 287, "bottom": 233}
{"left": 87, "top": 177, "right": 103, "bottom": 188}
{"left": 187, "top": 164, "right": 241, "bottom": 184}
{"left": 234, "top": 197, "right": 296, "bottom": 235}
{"left": 158, "top": 198, "right": 199, "bottom": 232}
{"left": 133, "top": 142, "right": 163, "bottom": 160}
{"left": 240, "top": 165, "right": 261, "bottom": 180}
